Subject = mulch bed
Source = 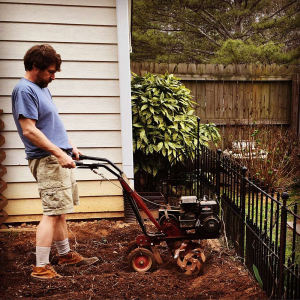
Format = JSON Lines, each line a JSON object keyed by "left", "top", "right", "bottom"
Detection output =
{"left": 0, "top": 220, "right": 267, "bottom": 299}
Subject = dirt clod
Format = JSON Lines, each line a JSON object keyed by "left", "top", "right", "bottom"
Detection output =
{"left": 0, "top": 220, "right": 267, "bottom": 299}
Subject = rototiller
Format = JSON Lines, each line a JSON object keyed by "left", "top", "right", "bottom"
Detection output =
{"left": 75, "top": 155, "right": 221, "bottom": 276}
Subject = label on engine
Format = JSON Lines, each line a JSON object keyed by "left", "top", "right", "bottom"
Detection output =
{"left": 202, "top": 207, "right": 212, "bottom": 211}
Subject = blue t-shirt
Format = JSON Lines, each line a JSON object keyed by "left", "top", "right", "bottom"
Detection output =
{"left": 12, "top": 78, "right": 73, "bottom": 159}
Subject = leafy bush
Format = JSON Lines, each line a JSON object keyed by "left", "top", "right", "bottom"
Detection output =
{"left": 131, "top": 72, "right": 220, "bottom": 187}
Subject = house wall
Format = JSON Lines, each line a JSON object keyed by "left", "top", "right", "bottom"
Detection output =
{"left": 0, "top": 0, "right": 126, "bottom": 222}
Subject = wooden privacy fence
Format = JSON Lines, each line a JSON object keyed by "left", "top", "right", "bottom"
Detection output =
{"left": 131, "top": 63, "right": 300, "bottom": 133}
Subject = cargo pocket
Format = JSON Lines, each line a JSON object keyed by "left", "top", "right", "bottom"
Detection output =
{"left": 40, "top": 189, "right": 60, "bottom": 211}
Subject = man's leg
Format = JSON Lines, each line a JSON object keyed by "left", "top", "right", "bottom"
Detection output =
{"left": 53, "top": 215, "right": 71, "bottom": 256}
{"left": 36, "top": 215, "right": 59, "bottom": 266}
{"left": 53, "top": 214, "right": 68, "bottom": 241}
{"left": 36, "top": 216, "right": 54, "bottom": 247}
{"left": 53, "top": 215, "right": 99, "bottom": 267}
{"left": 31, "top": 215, "right": 62, "bottom": 279}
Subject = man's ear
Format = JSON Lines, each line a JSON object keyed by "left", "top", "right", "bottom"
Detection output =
{"left": 32, "top": 63, "right": 39, "bottom": 71}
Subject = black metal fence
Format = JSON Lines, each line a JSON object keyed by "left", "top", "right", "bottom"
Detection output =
{"left": 163, "top": 145, "right": 300, "bottom": 299}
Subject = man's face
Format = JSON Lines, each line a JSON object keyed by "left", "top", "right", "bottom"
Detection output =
{"left": 35, "top": 64, "right": 57, "bottom": 88}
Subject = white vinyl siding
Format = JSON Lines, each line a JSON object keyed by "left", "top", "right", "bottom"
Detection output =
{"left": 0, "top": 23, "right": 117, "bottom": 43}
{"left": 1, "top": 97, "right": 121, "bottom": 114}
{"left": 0, "top": 42, "right": 118, "bottom": 62}
{"left": 4, "top": 165, "right": 123, "bottom": 182}
{"left": 5, "top": 181, "right": 122, "bottom": 199}
{"left": 0, "top": 61, "right": 119, "bottom": 79}
{"left": 0, "top": 3, "right": 117, "bottom": 25}
{"left": 1, "top": 0, "right": 116, "bottom": 6}
{"left": 6, "top": 197, "right": 124, "bottom": 215}
{"left": 0, "top": 79, "right": 119, "bottom": 96}
{"left": 2, "top": 114, "right": 121, "bottom": 131}
{"left": 0, "top": 0, "right": 126, "bottom": 222}
{"left": 2, "top": 148, "right": 122, "bottom": 166}
{"left": 2, "top": 131, "right": 122, "bottom": 148}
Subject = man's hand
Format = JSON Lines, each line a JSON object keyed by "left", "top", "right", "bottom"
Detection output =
{"left": 72, "top": 145, "right": 83, "bottom": 161}
{"left": 69, "top": 140, "right": 82, "bottom": 161}
{"left": 57, "top": 151, "right": 76, "bottom": 168}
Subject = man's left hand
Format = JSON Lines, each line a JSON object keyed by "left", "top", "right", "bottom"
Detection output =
{"left": 72, "top": 146, "right": 83, "bottom": 161}
{"left": 69, "top": 140, "right": 82, "bottom": 161}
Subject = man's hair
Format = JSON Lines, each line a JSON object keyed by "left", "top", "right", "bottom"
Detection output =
{"left": 24, "top": 44, "right": 61, "bottom": 71}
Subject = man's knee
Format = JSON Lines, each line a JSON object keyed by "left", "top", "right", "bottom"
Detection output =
{"left": 59, "top": 214, "right": 66, "bottom": 221}
{"left": 41, "top": 214, "right": 67, "bottom": 226}
{"left": 43, "top": 215, "right": 61, "bottom": 224}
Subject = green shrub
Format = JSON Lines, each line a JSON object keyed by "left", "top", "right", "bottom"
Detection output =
{"left": 131, "top": 72, "right": 220, "bottom": 181}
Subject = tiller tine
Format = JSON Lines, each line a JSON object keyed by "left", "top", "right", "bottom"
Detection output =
{"left": 183, "top": 258, "right": 202, "bottom": 276}
{"left": 175, "top": 245, "right": 206, "bottom": 276}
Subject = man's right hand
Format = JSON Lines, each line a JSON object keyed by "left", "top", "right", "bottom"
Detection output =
{"left": 57, "top": 151, "right": 76, "bottom": 168}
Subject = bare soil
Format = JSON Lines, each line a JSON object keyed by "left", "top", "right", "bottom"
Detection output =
{"left": 0, "top": 220, "right": 267, "bottom": 300}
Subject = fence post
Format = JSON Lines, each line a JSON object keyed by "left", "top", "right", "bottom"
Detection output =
{"left": 166, "top": 169, "right": 171, "bottom": 204}
{"left": 291, "top": 74, "right": 300, "bottom": 135}
{"left": 196, "top": 117, "right": 201, "bottom": 199}
{"left": 278, "top": 192, "right": 289, "bottom": 298}
{"left": 240, "top": 166, "right": 247, "bottom": 261}
{"left": 216, "top": 149, "right": 222, "bottom": 201}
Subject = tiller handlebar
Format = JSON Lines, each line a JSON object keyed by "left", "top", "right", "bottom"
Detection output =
{"left": 75, "top": 155, "right": 165, "bottom": 238}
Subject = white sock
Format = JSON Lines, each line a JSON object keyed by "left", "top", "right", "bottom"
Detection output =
{"left": 55, "top": 238, "right": 71, "bottom": 256}
{"left": 36, "top": 246, "right": 51, "bottom": 267}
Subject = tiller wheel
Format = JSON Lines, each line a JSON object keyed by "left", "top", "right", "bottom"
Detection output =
{"left": 128, "top": 248, "right": 156, "bottom": 272}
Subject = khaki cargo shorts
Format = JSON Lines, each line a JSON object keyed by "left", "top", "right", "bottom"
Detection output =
{"left": 29, "top": 155, "right": 79, "bottom": 215}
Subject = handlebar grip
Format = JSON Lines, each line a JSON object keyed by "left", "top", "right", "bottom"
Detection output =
{"left": 72, "top": 154, "right": 88, "bottom": 160}
{"left": 75, "top": 161, "right": 100, "bottom": 170}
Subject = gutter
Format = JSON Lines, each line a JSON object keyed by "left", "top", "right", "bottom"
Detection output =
{"left": 116, "top": 0, "right": 134, "bottom": 182}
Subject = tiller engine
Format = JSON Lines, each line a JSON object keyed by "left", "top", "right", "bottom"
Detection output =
{"left": 75, "top": 155, "right": 221, "bottom": 276}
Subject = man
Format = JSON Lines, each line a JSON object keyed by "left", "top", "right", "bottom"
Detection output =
{"left": 11, "top": 44, "right": 98, "bottom": 280}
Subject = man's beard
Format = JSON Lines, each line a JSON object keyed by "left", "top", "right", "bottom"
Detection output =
{"left": 36, "top": 79, "right": 49, "bottom": 88}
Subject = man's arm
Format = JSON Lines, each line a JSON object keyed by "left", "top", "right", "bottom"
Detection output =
{"left": 19, "top": 116, "right": 76, "bottom": 168}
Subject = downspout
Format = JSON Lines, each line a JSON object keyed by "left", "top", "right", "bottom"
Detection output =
{"left": 116, "top": 0, "right": 135, "bottom": 222}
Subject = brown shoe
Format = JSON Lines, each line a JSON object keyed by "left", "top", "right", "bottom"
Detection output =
{"left": 31, "top": 264, "right": 62, "bottom": 280}
{"left": 58, "top": 250, "right": 99, "bottom": 267}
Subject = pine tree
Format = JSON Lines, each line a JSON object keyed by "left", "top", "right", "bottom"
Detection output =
{"left": 131, "top": 0, "right": 300, "bottom": 64}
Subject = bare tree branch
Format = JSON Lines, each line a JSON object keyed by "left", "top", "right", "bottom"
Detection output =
{"left": 197, "top": 14, "right": 229, "bottom": 38}
{"left": 202, "top": 10, "right": 233, "bottom": 38}
{"left": 250, "top": 0, "right": 263, "bottom": 10}
{"left": 194, "top": 49, "right": 216, "bottom": 55}
{"left": 184, "top": 19, "right": 222, "bottom": 46}
{"left": 196, "top": 26, "right": 221, "bottom": 47}
{"left": 267, "top": 0, "right": 297, "bottom": 19}
{"left": 274, "top": 37, "right": 300, "bottom": 45}
{"left": 219, "top": 0, "right": 234, "bottom": 9}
